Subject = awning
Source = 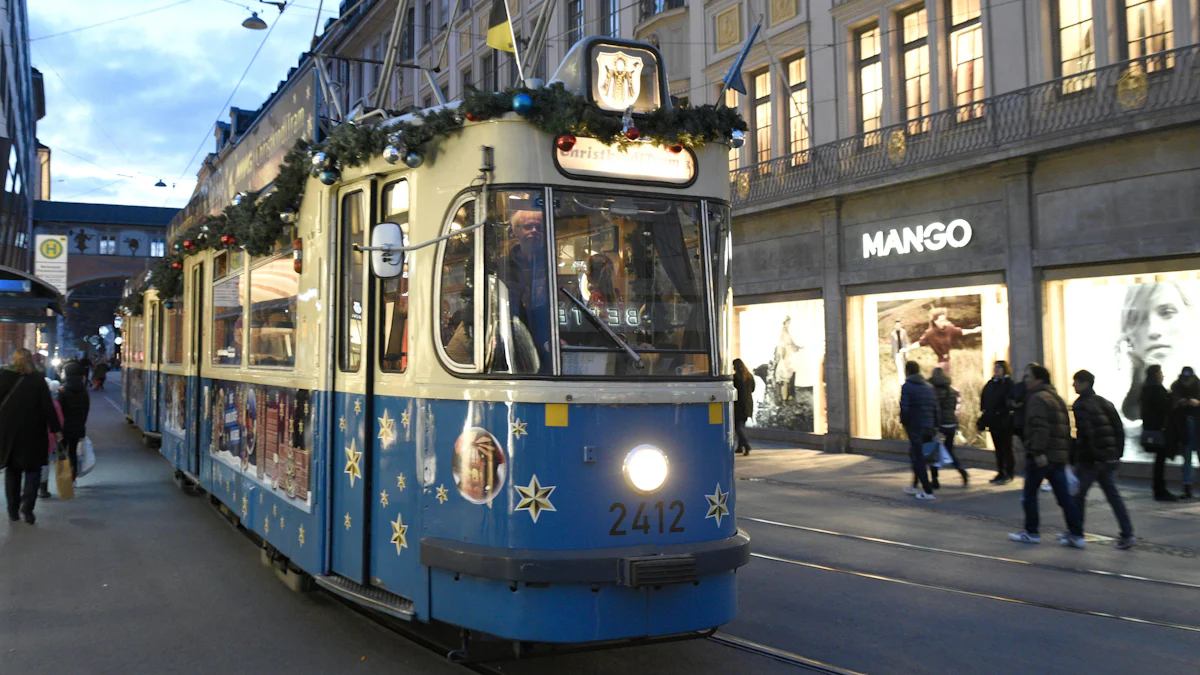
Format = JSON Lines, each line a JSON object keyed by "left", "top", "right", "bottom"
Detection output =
{"left": 0, "top": 264, "right": 64, "bottom": 316}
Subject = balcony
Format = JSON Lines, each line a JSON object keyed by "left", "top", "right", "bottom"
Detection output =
{"left": 731, "top": 44, "right": 1200, "bottom": 212}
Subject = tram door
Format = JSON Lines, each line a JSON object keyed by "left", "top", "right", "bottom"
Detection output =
{"left": 330, "top": 183, "right": 375, "bottom": 583}
{"left": 187, "top": 263, "right": 205, "bottom": 476}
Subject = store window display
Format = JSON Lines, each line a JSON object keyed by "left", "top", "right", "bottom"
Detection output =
{"left": 732, "top": 300, "right": 827, "bottom": 433}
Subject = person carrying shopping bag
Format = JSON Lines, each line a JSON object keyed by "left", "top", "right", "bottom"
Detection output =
{"left": 37, "top": 380, "right": 65, "bottom": 498}
{"left": 57, "top": 361, "right": 91, "bottom": 481}
{"left": 1, "top": 348, "right": 63, "bottom": 524}
{"left": 930, "top": 368, "right": 970, "bottom": 488}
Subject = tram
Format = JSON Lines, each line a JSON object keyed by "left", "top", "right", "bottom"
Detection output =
{"left": 122, "top": 37, "right": 750, "bottom": 646}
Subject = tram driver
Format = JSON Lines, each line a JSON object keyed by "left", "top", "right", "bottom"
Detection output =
{"left": 499, "top": 207, "right": 552, "bottom": 373}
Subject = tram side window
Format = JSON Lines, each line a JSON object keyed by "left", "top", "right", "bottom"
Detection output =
{"left": 340, "top": 191, "right": 365, "bottom": 372}
{"left": 380, "top": 180, "right": 410, "bottom": 373}
{"left": 164, "top": 300, "right": 185, "bottom": 364}
{"left": 212, "top": 251, "right": 244, "bottom": 366}
{"left": 149, "top": 302, "right": 159, "bottom": 365}
{"left": 482, "top": 189, "right": 550, "bottom": 375}
{"left": 248, "top": 255, "right": 299, "bottom": 368}
{"left": 708, "top": 202, "right": 732, "bottom": 375}
{"left": 439, "top": 199, "right": 476, "bottom": 367}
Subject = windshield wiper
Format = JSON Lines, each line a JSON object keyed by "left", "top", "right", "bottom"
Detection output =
{"left": 559, "top": 288, "right": 644, "bottom": 369}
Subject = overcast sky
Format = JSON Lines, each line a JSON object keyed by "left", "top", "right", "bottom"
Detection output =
{"left": 29, "top": 0, "right": 338, "bottom": 209}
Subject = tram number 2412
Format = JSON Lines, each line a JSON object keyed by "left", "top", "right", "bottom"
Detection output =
{"left": 609, "top": 501, "right": 685, "bottom": 536}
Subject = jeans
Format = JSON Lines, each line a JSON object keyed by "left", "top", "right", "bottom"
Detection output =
{"left": 734, "top": 417, "right": 750, "bottom": 452}
{"left": 5, "top": 467, "right": 41, "bottom": 517}
{"left": 907, "top": 429, "right": 933, "bottom": 494}
{"left": 1022, "top": 456, "right": 1082, "bottom": 537}
{"left": 1075, "top": 461, "right": 1133, "bottom": 539}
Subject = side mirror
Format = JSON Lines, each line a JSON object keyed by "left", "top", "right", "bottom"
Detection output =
{"left": 370, "top": 222, "right": 407, "bottom": 279}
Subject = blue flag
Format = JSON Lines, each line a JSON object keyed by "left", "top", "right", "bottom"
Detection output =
{"left": 723, "top": 21, "right": 762, "bottom": 96}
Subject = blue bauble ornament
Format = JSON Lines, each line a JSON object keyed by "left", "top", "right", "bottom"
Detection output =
{"left": 512, "top": 92, "right": 533, "bottom": 115}
{"left": 318, "top": 169, "right": 340, "bottom": 185}
{"left": 403, "top": 150, "right": 425, "bottom": 168}
{"left": 730, "top": 129, "right": 746, "bottom": 149}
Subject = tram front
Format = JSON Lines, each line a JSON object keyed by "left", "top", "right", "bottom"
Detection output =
{"left": 409, "top": 37, "right": 751, "bottom": 644}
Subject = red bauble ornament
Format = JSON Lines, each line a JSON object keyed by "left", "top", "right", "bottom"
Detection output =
{"left": 171, "top": 261, "right": 183, "bottom": 270}
{"left": 220, "top": 234, "right": 236, "bottom": 246}
{"left": 556, "top": 134, "right": 577, "bottom": 152}
{"left": 668, "top": 144, "right": 683, "bottom": 154}
{"left": 624, "top": 126, "right": 641, "bottom": 141}
{"left": 183, "top": 239, "right": 195, "bottom": 251}
{"left": 465, "top": 113, "right": 478, "bottom": 122}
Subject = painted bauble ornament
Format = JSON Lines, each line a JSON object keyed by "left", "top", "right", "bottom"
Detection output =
{"left": 383, "top": 145, "right": 402, "bottom": 164}
{"left": 311, "top": 151, "right": 329, "bottom": 170}
{"left": 465, "top": 112, "right": 479, "bottom": 122}
{"left": 668, "top": 143, "right": 683, "bottom": 154}
{"left": 556, "top": 134, "right": 577, "bottom": 152}
{"left": 403, "top": 150, "right": 425, "bottom": 168}
{"left": 624, "top": 126, "right": 640, "bottom": 141}
{"left": 512, "top": 93, "right": 533, "bottom": 115}
{"left": 730, "top": 129, "right": 746, "bottom": 149}
{"left": 318, "top": 169, "right": 340, "bottom": 185}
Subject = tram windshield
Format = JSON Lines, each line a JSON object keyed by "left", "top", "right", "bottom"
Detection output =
{"left": 552, "top": 191, "right": 711, "bottom": 378}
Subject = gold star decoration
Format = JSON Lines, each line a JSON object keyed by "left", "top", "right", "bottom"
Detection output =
{"left": 390, "top": 514, "right": 409, "bottom": 555}
{"left": 339, "top": 416, "right": 347, "bottom": 431}
{"left": 259, "top": 492, "right": 263, "bottom": 504}
{"left": 380, "top": 490, "right": 390, "bottom": 507}
{"left": 705, "top": 483, "right": 730, "bottom": 528}
{"left": 241, "top": 495, "right": 248, "bottom": 519}
{"left": 344, "top": 512, "right": 352, "bottom": 530}
{"left": 298, "top": 525, "right": 305, "bottom": 546}
{"left": 343, "top": 440, "right": 362, "bottom": 488}
{"left": 354, "top": 398, "right": 362, "bottom": 414}
{"left": 280, "top": 517, "right": 285, "bottom": 530}
{"left": 400, "top": 410, "right": 411, "bottom": 430}
{"left": 436, "top": 485, "right": 449, "bottom": 504}
{"left": 514, "top": 475, "right": 556, "bottom": 523}
{"left": 378, "top": 409, "right": 397, "bottom": 449}
{"left": 510, "top": 419, "right": 528, "bottom": 438}
{"left": 396, "top": 473, "right": 407, "bottom": 491}
{"left": 264, "top": 517, "right": 270, "bottom": 534}
{"left": 273, "top": 504, "right": 278, "bottom": 517}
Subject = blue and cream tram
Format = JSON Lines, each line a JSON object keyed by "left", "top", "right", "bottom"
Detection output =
{"left": 124, "top": 37, "right": 750, "bottom": 645}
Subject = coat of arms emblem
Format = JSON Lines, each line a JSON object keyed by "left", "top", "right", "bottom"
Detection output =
{"left": 595, "top": 51, "right": 644, "bottom": 110}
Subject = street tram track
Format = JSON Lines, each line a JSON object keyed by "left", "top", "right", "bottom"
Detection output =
{"left": 708, "top": 633, "right": 868, "bottom": 675}
{"left": 740, "top": 515, "right": 1200, "bottom": 591}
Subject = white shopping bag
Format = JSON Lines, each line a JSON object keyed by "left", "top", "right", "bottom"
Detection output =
{"left": 77, "top": 437, "right": 96, "bottom": 477}
{"left": 937, "top": 443, "right": 954, "bottom": 468}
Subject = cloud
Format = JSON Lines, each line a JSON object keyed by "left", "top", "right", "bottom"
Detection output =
{"left": 29, "top": 0, "right": 334, "bottom": 208}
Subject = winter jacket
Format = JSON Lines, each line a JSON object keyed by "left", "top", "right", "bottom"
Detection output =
{"left": 1024, "top": 383, "right": 1072, "bottom": 464}
{"left": 929, "top": 371, "right": 959, "bottom": 427}
{"left": 979, "top": 376, "right": 1013, "bottom": 431}
{"left": 58, "top": 376, "right": 91, "bottom": 440}
{"left": 1140, "top": 382, "right": 1172, "bottom": 433}
{"left": 900, "top": 374, "right": 939, "bottom": 433}
{"left": 1072, "top": 388, "right": 1125, "bottom": 463}
{"left": 92, "top": 362, "right": 109, "bottom": 380}
{"left": 0, "top": 369, "right": 62, "bottom": 471}
{"left": 733, "top": 370, "right": 755, "bottom": 423}
{"left": 1165, "top": 376, "right": 1200, "bottom": 459}
{"left": 1008, "top": 381, "right": 1029, "bottom": 439}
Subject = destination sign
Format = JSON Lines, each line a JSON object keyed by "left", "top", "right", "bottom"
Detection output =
{"left": 556, "top": 137, "right": 695, "bottom": 185}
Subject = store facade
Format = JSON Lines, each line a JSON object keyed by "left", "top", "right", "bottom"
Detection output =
{"left": 731, "top": 123, "right": 1200, "bottom": 476}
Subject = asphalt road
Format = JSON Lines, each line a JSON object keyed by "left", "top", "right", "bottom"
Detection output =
{"left": 4, "top": 376, "right": 1199, "bottom": 674}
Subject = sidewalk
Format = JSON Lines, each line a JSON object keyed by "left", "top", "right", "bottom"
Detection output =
{"left": 734, "top": 444, "right": 1200, "bottom": 553}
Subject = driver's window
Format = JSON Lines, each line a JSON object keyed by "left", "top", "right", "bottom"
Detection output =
{"left": 439, "top": 199, "right": 476, "bottom": 368}
{"left": 483, "top": 189, "right": 551, "bottom": 375}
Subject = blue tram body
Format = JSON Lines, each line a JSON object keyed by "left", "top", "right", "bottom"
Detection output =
{"left": 125, "top": 36, "right": 749, "bottom": 648}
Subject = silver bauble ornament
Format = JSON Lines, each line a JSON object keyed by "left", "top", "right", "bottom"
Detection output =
{"left": 730, "top": 130, "right": 746, "bottom": 149}
{"left": 311, "top": 151, "right": 329, "bottom": 170}
{"left": 231, "top": 192, "right": 245, "bottom": 206}
{"left": 383, "top": 145, "right": 402, "bottom": 164}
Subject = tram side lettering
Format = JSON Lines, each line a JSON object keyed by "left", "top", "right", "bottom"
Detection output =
{"left": 609, "top": 501, "right": 685, "bottom": 535}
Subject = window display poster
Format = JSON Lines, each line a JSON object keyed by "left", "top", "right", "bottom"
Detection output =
{"left": 1051, "top": 274, "right": 1200, "bottom": 463}
{"left": 876, "top": 293, "right": 996, "bottom": 447}
{"left": 733, "top": 300, "right": 826, "bottom": 433}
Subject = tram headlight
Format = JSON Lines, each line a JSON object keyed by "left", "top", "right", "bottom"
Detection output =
{"left": 623, "top": 445, "right": 669, "bottom": 493}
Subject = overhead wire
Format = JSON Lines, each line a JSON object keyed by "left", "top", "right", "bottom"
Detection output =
{"left": 28, "top": 0, "right": 196, "bottom": 42}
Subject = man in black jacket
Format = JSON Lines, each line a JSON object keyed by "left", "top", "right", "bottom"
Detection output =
{"left": 1072, "top": 370, "right": 1135, "bottom": 550}
{"left": 979, "top": 361, "right": 1015, "bottom": 484}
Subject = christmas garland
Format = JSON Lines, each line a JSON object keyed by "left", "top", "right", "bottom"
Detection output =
{"left": 137, "top": 85, "right": 745, "bottom": 307}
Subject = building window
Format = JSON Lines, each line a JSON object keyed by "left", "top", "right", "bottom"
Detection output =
{"left": 423, "top": 1, "right": 433, "bottom": 44}
{"left": 600, "top": 0, "right": 619, "bottom": 37}
{"left": 641, "top": 0, "right": 683, "bottom": 22}
{"left": 751, "top": 70, "right": 772, "bottom": 166}
{"left": 1054, "top": 0, "right": 1094, "bottom": 91}
{"left": 566, "top": 0, "right": 584, "bottom": 47}
{"left": 99, "top": 234, "right": 117, "bottom": 255}
{"left": 439, "top": 0, "right": 449, "bottom": 31}
{"left": 785, "top": 54, "right": 809, "bottom": 163}
{"left": 150, "top": 238, "right": 166, "bottom": 257}
{"left": 725, "top": 88, "right": 740, "bottom": 173}
{"left": 899, "top": 6, "right": 931, "bottom": 132}
{"left": 856, "top": 24, "right": 882, "bottom": 143}
{"left": 402, "top": 7, "right": 415, "bottom": 59}
{"left": 482, "top": 53, "right": 496, "bottom": 91}
{"left": 949, "top": 0, "right": 984, "bottom": 121}
{"left": 461, "top": 67, "right": 473, "bottom": 95}
{"left": 1123, "top": 0, "right": 1173, "bottom": 71}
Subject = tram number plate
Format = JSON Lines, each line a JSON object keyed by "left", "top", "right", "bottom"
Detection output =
{"left": 609, "top": 501, "right": 684, "bottom": 536}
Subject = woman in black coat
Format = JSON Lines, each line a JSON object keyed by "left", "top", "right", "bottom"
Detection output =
{"left": 1140, "top": 365, "right": 1176, "bottom": 500}
{"left": 732, "top": 359, "right": 755, "bottom": 456}
{"left": 979, "top": 360, "right": 1015, "bottom": 484}
{"left": 57, "top": 361, "right": 91, "bottom": 480}
{"left": 1, "top": 348, "right": 63, "bottom": 524}
{"left": 1165, "top": 367, "right": 1200, "bottom": 500}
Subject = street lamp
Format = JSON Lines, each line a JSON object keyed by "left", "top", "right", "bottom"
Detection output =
{"left": 242, "top": 11, "right": 267, "bottom": 29}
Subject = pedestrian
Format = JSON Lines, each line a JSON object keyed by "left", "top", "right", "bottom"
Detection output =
{"left": 1071, "top": 369, "right": 1135, "bottom": 549}
{"left": 979, "top": 360, "right": 1015, "bottom": 484}
{"left": 91, "top": 359, "right": 109, "bottom": 391}
{"left": 899, "top": 361, "right": 938, "bottom": 501}
{"left": 929, "top": 367, "right": 969, "bottom": 488}
{"left": 1009, "top": 375, "right": 1052, "bottom": 492}
{"left": 1165, "top": 366, "right": 1199, "bottom": 499}
{"left": 1008, "top": 364, "right": 1084, "bottom": 547}
{"left": 57, "top": 361, "right": 90, "bottom": 481}
{"left": 732, "top": 358, "right": 755, "bottom": 456}
{"left": 1139, "top": 364, "right": 1177, "bottom": 501}
{"left": 78, "top": 353, "right": 92, "bottom": 388}
{"left": 1, "top": 348, "right": 63, "bottom": 524}
{"left": 37, "top": 380, "right": 65, "bottom": 499}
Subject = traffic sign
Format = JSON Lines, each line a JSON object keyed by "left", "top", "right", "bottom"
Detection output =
{"left": 34, "top": 235, "right": 69, "bottom": 294}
